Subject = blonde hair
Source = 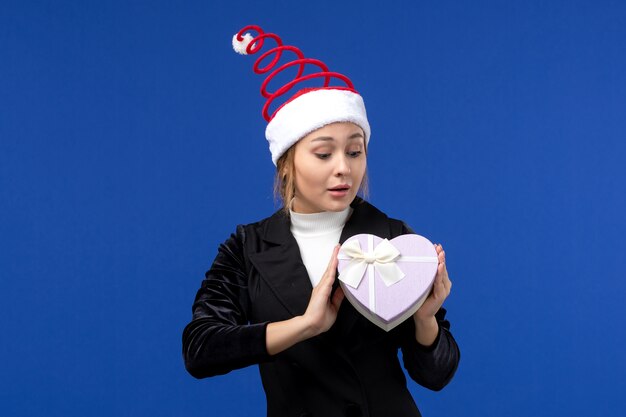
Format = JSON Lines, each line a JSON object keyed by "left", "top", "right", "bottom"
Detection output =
{"left": 273, "top": 140, "right": 369, "bottom": 215}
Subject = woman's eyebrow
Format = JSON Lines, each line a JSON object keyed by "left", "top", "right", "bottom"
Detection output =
{"left": 311, "top": 132, "right": 364, "bottom": 142}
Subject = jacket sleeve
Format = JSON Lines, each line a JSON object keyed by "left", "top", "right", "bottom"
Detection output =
{"left": 182, "top": 225, "right": 272, "bottom": 379}
{"left": 398, "top": 308, "right": 460, "bottom": 391}
{"left": 397, "top": 221, "right": 460, "bottom": 391}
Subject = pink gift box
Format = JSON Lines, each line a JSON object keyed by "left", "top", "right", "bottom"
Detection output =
{"left": 337, "top": 233, "right": 438, "bottom": 331}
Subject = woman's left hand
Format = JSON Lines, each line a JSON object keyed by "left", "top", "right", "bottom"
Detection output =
{"left": 414, "top": 243, "right": 452, "bottom": 321}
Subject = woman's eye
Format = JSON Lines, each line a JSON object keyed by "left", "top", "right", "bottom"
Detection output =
{"left": 315, "top": 150, "right": 362, "bottom": 160}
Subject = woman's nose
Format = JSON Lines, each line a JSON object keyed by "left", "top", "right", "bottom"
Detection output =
{"left": 335, "top": 154, "right": 351, "bottom": 176}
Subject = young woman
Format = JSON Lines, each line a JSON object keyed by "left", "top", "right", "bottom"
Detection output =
{"left": 182, "top": 26, "right": 460, "bottom": 417}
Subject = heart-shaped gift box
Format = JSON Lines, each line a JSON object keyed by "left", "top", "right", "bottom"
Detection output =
{"left": 337, "top": 233, "right": 438, "bottom": 331}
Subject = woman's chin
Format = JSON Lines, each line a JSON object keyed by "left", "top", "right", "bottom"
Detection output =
{"left": 323, "top": 197, "right": 353, "bottom": 212}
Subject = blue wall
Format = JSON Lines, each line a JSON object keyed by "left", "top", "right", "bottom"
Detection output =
{"left": 1, "top": 1, "right": 625, "bottom": 416}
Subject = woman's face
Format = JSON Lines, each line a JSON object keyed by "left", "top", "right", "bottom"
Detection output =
{"left": 292, "top": 122, "right": 367, "bottom": 213}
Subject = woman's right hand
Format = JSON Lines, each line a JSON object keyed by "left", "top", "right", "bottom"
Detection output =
{"left": 265, "top": 244, "right": 344, "bottom": 355}
{"left": 302, "top": 244, "right": 345, "bottom": 336}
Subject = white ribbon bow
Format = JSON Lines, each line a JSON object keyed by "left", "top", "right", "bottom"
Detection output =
{"left": 338, "top": 238, "right": 406, "bottom": 288}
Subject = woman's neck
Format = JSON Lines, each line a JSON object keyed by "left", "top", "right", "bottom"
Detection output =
{"left": 289, "top": 205, "right": 352, "bottom": 236}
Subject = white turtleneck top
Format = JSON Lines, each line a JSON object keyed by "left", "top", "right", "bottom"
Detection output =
{"left": 289, "top": 205, "right": 353, "bottom": 287}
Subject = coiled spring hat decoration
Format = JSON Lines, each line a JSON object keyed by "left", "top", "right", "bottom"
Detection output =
{"left": 232, "top": 25, "right": 371, "bottom": 166}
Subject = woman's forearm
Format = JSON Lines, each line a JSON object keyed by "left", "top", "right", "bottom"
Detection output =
{"left": 414, "top": 315, "right": 439, "bottom": 347}
{"left": 266, "top": 315, "right": 317, "bottom": 355}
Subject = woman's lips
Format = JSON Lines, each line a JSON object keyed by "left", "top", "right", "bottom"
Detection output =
{"left": 328, "top": 188, "right": 350, "bottom": 197}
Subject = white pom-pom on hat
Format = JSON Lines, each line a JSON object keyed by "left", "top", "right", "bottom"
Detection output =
{"left": 232, "top": 33, "right": 254, "bottom": 55}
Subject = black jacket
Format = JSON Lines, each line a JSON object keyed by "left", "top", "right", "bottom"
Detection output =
{"left": 182, "top": 197, "right": 460, "bottom": 417}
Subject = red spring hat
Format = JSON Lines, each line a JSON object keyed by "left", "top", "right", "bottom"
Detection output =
{"left": 232, "top": 25, "right": 371, "bottom": 166}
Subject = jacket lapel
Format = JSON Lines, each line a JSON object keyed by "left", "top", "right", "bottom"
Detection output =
{"left": 248, "top": 209, "right": 313, "bottom": 318}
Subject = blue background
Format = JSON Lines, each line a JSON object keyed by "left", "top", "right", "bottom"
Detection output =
{"left": 1, "top": 1, "right": 625, "bottom": 416}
